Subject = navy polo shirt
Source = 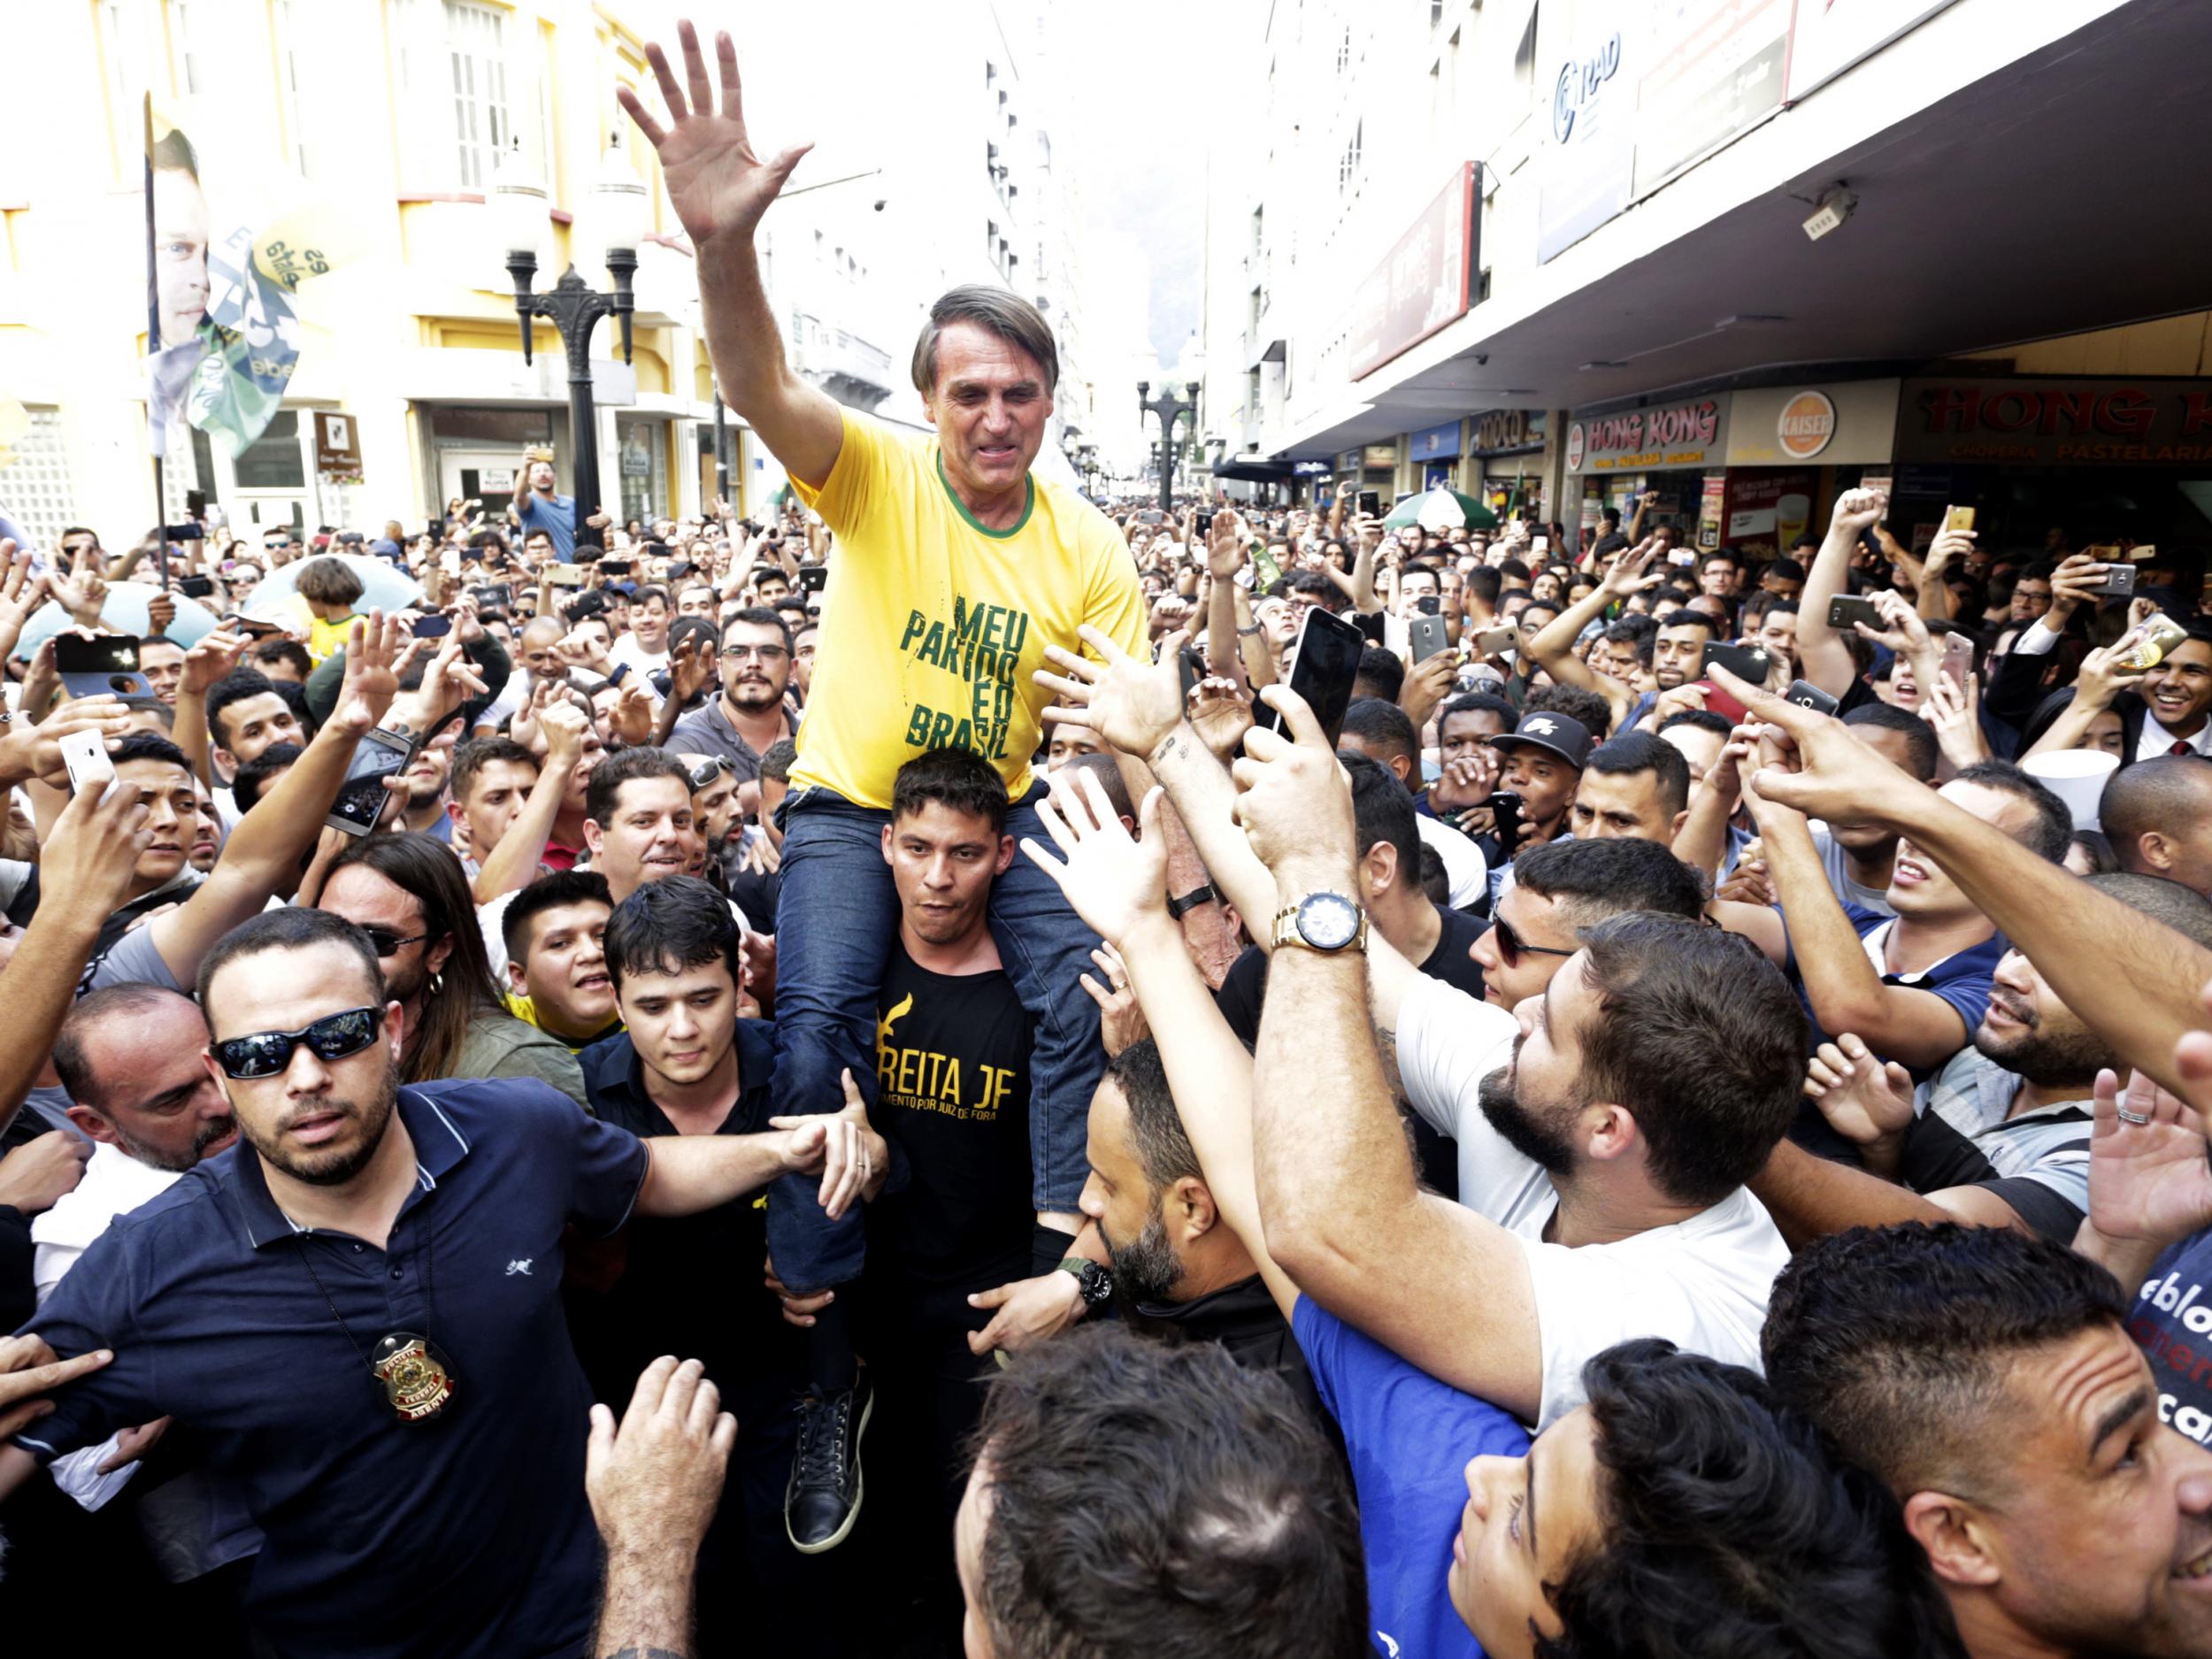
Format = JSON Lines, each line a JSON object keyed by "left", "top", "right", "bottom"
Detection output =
{"left": 13, "top": 1079, "right": 649, "bottom": 1659}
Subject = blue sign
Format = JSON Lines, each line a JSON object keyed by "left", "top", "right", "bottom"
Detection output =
{"left": 1409, "top": 421, "right": 1462, "bottom": 462}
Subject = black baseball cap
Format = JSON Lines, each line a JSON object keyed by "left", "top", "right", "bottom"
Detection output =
{"left": 1487, "top": 711, "right": 1593, "bottom": 770}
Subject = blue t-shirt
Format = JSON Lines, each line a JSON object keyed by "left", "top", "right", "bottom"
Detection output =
{"left": 1789, "top": 902, "right": 2003, "bottom": 1081}
{"left": 1294, "top": 1295, "right": 1528, "bottom": 1659}
{"left": 513, "top": 490, "right": 579, "bottom": 562}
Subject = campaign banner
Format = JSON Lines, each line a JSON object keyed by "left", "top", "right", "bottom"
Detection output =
{"left": 146, "top": 96, "right": 361, "bottom": 459}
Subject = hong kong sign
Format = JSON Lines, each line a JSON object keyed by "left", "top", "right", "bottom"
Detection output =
{"left": 1895, "top": 378, "right": 2212, "bottom": 466}
{"left": 1566, "top": 396, "right": 1730, "bottom": 472}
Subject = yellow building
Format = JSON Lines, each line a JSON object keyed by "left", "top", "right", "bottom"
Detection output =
{"left": 0, "top": 0, "right": 762, "bottom": 551}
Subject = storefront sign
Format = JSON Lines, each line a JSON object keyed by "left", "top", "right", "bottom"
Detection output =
{"left": 1363, "top": 442, "right": 1401, "bottom": 469}
{"left": 1409, "top": 420, "right": 1462, "bottom": 462}
{"left": 1786, "top": 0, "right": 1959, "bottom": 103}
{"left": 1632, "top": 0, "right": 1793, "bottom": 197}
{"left": 1726, "top": 380, "right": 1899, "bottom": 466}
{"left": 1566, "top": 395, "right": 1730, "bottom": 472}
{"left": 1471, "top": 409, "right": 1546, "bottom": 456}
{"left": 1895, "top": 378, "right": 2212, "bottom": 466}
{"left": 1538, "top": 1, "right": 1636, "bottom": 263}
{"left": 313, "top": 411, "right": 362, "bottom": 484}
{"left": 1338, "top": 449, "right": 1363, "bottom": 473}
{"left": 1722, "top": 468, "right": 1816, "bottom": 561}
{"left": 1348, "top": 164, "right": 1480, "bottom": 380}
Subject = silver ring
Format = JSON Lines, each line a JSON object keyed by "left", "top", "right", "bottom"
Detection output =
{"left": 2117, "top": 1108, "right": 2153, "bottom": 1125}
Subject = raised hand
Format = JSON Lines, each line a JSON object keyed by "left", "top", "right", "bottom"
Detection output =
{"left": 1804, "top": 1033, "right": 1916, "bottom": 1176}
{"left": 1429, "top": 751, "right": 1498, "bottom": 815}
{"left": 767, "top": 1069, "right": 887, "bottom": 1221}
{"left": 2085, "top": 1066, "right": 2212, "bottom": 1256}
{"left": 1033, "top": 624, "right": 1187, "bottom": 762}
{"left": 1079, "top": 942, "right": 1150, "bottom": 1057}
{"left": 52, "top": 541, "right": 108, "bottom": 627}
{"left": 1599, "top": 537, "right": 1664, "bottom": 598}
{"left": 328, "top": 611, "right": 404, "bottom": 736}
{"left": 0, "top": 541, "right": 47, "bottom": 664}
{"left": 1828, "top": 488, "right": 1888, "bottom": 541}
{"left": 402, "top": 630, "right": 490, "bottom": 731}
{"left": 1921, "top": 672, "right": 1989, "bottom": 769}
{"left": 37, "top": 764, "right": 155, "bottom": 920}
{"left": 1019, "top": 769, "right": 1169, "bottom": 948}
{"left": 1231, "top": 683, "right": 1358, "bottom": 881}
{"left": 607, "top": 679, "right": 657, "bottom": 748}
{"left": 585, "top": 1355, "right": 737, "bottom": 1562}
{"left": 667, "top": 634, "right": 718, "bottom": 706}
{"left": 618, "top": 19, "right": 813, "bottom": 250}
{"left": 1205, "top": 511, "right": 1248, "bottom": 580}
{"left": 0, "top": 695, "right": 134, "bottom": 791}
{"left": 538, "top": 695, "right": 590, "bottom": 772}
{"left": 1185, "top": 674, "right": 1254, "bottom": 762}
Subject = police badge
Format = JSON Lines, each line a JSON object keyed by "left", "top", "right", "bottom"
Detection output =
{"left": 371, "top": 1333, "right": 458, "bottom": 1424}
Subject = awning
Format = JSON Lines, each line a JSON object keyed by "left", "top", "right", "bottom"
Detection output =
{"left": 1211, "top": 456, "right": 1295, "bottom": 483}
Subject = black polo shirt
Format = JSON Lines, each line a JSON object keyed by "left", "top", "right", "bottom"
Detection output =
{"left": 572, "top": 1021, "right": 803, "bottom": 1398}
{"left": 12, "top": 1079, "right": 649, "bottom": 1659}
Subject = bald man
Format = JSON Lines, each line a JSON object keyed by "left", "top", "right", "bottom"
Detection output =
{"left": 2098, "top": 754, "right": 2212, "bottom": 900}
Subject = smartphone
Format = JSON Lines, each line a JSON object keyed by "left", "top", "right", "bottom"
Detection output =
{"left": 1944, "top": 505, "right": 1977, "bottom": 534}
{"left": 1784, "top": 680, "right": 1839, "bottom": 717}
{"left": 59, "top": 729, "right": 116, "bottom": 800}
{"left": 1256, "top": 606, "right": 1364, "bottom": 750}
{"left": 178, "top": 575, "right": 215, "bottom": 599}
{"left": 2093, "top": 562, "right": 2138, "bottom": 599}
{"left": 1701, "top": 641, "right": 1773, "bottom": 686}
{"left": 600, "top": 558, "right": 634, "bottom": 576}
{"left": 1473, "top": 625, "right": 1517, "bottom": 659}
{"left": 1141, "top": 509, "right": 1165, "bottom": 525}
{"left": 1351, "top": 611, "right": 1388, "bottom": 643}
{"left": 56, "top": 634, "right": 151, "bottom": 699}
{"left": 1827, "top": 595, "right": 1884, "bottom": 634}
{"left": 411, "top": 613, "right": 454, "bottom": 640}
{"left": 1532, "top": 535, "right": 1550, "bottom": 557}
{"left": 1939, "top": 630, "right": 1973, "bottom": 694}
{"left": 1413, "top": 594, "right": 1442, "bottom": 617}
{"left": 1357, "top": 490, "right": 1382, "bottom": 518}
{"left": 1669, "top": 549, "right": 1698, "bottom": 567}
{"left": 1408, "top": 613, "right": 1453, "bottom": 664}
{"left": 1177, "top": 645, "right": 1207, "bottom": 702}
{"left": 472, "top": 583, "right": 514, "bottom": 611}
{"left": 326, "top": 728, "right": 416, "bottom": 836}
{"left": 798, "top": 565, "right": 829, "bottom": 595}
{"left": 1249, "top": 541, "right": 1285, "bottom": 590}
{"left": 547, "top": 565, "right": 585, "bottom": 588}
{"left": 1486, "top": 791, "right": 1525, "bottom": 860}
{"left": 163, "top": 524, "right": 205, "bottom": 544}
{"left": 184, "top": 488, "right": 207, "bottom": 518}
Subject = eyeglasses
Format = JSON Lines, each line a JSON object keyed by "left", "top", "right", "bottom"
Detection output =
{"left": 359, "top": 926, "right": 428, "bottom": 958}
{"left": 687, "top": 757, "right": 734, "bottom": 790}
{"left": 723, "top": 643, "right": 787, "bottom": 662}
{"left": 212, "top": 1006, "right": 384, "bottom": 1080}
{"left": 1490, "top": 916, "right": 1578, "bottom": 970}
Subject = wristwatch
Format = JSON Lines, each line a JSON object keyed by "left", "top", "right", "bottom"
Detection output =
{"left": 1057, "top": 1256, "right": 1115, "bottom": 1314}
{"left": 1165, "top": 881, "right": 1218, "bottom": 920}
{"left": 1270, "top": 890, "right": 1369, "bottom": 955}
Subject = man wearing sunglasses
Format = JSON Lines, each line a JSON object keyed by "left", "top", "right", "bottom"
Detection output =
{"left": 667, "top": 609, "right": 799, "bottom": 787}
{"left": 4, "top": 903, "right": 872, "bottom": 1659}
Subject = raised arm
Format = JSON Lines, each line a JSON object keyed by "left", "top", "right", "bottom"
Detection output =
{"left": 1525, "top": 539, "right": 1659, "bottom": 728}
{"left": 472, "top": 697, "right": 588, "bottom": 903}
{"left": 1795, "top": 488, "right": 1886, "bottom": 697}
{"left": 1718, "top": 664, "right": 2212, "bottom": 1094}
{"left": 621, "top": 22, "right": 842, "bottom": 488}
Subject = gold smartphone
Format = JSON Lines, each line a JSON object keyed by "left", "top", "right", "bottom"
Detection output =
{"left": 1944, "top": 505, "right": 1977, "bottom": 533}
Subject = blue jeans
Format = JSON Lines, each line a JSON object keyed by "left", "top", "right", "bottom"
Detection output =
{"left": 766, "top": 784, "right": 1104, "bottom": 1294}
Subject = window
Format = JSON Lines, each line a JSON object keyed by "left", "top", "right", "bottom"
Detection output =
{"left": 442, "top": 1, "right": 511, "bottom": 191}
{"left": 273, "top": 0, "right": 318, "bottom": 177}
{"left": 0, "top": 409, "right": 75, "bottom": 553}
{"left": 96, "top": 0, "right": 159, "bottom": 180}
{"left": 232, "top": 411, "right": 307, "bottom": 491}
{"left": 169, "top": 1, "right": 211, "bottom": 96}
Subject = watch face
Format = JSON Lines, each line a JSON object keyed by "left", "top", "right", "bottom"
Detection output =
{"left": 1296, "top": 892, "right": 1361, "bottom": 950}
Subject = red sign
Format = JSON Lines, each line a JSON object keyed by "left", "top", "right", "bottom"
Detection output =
{"left": 1897, "top": 377, "right": 2212, "bottom": 465}
{"left": 1348, "top": 165, "right": 1480, "bottom": 380}
{"left": 1567, "top": 396, "right": 1730, "bottom": 471}
{"left": 1721, "top": 468, "right": 1816, "bottom": 563}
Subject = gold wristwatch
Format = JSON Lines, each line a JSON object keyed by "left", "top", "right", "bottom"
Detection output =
{"left": 1270, "top": 890, "right": 1369, "bottom": 954}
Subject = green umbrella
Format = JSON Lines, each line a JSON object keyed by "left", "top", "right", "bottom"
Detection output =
{"left": 1383, "top": 485, "right": 1498, "bottom": 531}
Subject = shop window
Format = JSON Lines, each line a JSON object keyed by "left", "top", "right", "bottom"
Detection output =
{"left": 618, "top": 418, "right": 664, "bottom": 528}
{"left": 442, "top": 0, "right": 511, "bottom": 191}
{"left": 232, "top": 411, "right": 307, "bottom": 491}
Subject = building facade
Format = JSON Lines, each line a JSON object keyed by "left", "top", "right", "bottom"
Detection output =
{"left": 1202, "top": 0, "right": 2212, "bottom": 550}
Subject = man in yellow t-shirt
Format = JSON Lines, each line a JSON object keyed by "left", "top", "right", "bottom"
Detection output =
{"left": 624, "top": 22, "right": 1146, "bottom": 1557}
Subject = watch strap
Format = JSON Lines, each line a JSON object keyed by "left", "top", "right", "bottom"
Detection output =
{"left": 1165, "top": 882, "right": 1218, "bottom": 920}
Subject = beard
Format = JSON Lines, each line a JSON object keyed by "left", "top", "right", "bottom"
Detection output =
{"left": 1975, "top": 995, "right": 2112, "bottom": 1089}
{"left": 242, "top": 1063, "right": 399, "bottom": 1187}
{"left": 1477, "top": 1061, "right": 1578, "bottom": 1178}
{"left": 114, "top": 1110, "right": 237, "bottom": 1174}
{"left": 1101, "top": 1210, "right": 1184, "bottom": 1306}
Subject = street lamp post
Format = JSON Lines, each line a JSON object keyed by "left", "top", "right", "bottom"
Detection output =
{"left": 493, "top": 135, "right": 649, "bottom": 544}
{"left": 1137, "top": 380, "right": 1201, "bottom": 514}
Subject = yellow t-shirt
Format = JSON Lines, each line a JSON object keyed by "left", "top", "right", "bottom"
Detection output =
{"left": 306, "top": 611, "right": 361, "bottom": 666}
{"left": 787, "top": 410, "right": 1147, "bottom": 810}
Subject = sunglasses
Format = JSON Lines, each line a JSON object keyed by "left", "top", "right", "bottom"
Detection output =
{"left": 686, "top": 757, "right": 734, "bottom": 791}
{"left": 213, "top": 1006, "right": 384, "bottom": 1080}
{"left": 359, "top": 926, "right": 428, "bottom": 958}
{"left": 1491, "top": 916, "right": 1578, "bottom": 970}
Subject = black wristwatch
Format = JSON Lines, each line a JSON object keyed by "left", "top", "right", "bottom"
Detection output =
{"left": 1057, "top": 1256, "right": 1114, "bottom": 1314}
{"left": 1165, "top": 881, "right": 1218, "bottom": 920}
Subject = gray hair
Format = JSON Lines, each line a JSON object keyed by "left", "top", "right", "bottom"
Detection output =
{"left": 910, "top": 284, "right": 1059, "bottom": 398}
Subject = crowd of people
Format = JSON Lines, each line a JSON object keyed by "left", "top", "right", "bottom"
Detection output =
{"left": 1, "top": 18, "right": 2209, "bottom": 1659}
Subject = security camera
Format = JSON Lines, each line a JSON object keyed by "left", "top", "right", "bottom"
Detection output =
{"left": 1801, "top": 185, "right": 1855, "bottom": 242}
{"left": 872, "top": 199, "right": 887, "bottom": 212}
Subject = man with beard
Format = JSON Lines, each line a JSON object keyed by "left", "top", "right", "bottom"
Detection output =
{"left": 1075, "top": 1037, "right": 1323, "bottom": 1423}
{"left": 1748, "top": 872, "right": 2212, "bottom": 1247}
{"left": 668, "top": 609, "right": 798, "bottom": 786}
{"left": 2, "top": 904, "right": 872, "bottom": 1657}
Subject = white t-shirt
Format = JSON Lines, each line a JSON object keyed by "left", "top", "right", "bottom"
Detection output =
{"left": 1395, "top": 973, "right": 1790, "bottom": 1428}
{"left": 607, "top": 634, "right": 670, "bottom": 681}
{"left": 1415, "top": 813, "right": 1488, "bottom": 912}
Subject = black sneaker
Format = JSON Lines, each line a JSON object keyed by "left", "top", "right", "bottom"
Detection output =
{"left": 786, "top": 1371, "right": 872, "bottom": 1553}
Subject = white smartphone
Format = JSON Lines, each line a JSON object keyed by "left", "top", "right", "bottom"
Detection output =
{"left": 60, "top": 729, "right": 117, "bottom": 800}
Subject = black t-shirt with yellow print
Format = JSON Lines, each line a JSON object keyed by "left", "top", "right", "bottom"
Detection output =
{"left": 867, "top": 942, "right": 1035, "bottom": 1310}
